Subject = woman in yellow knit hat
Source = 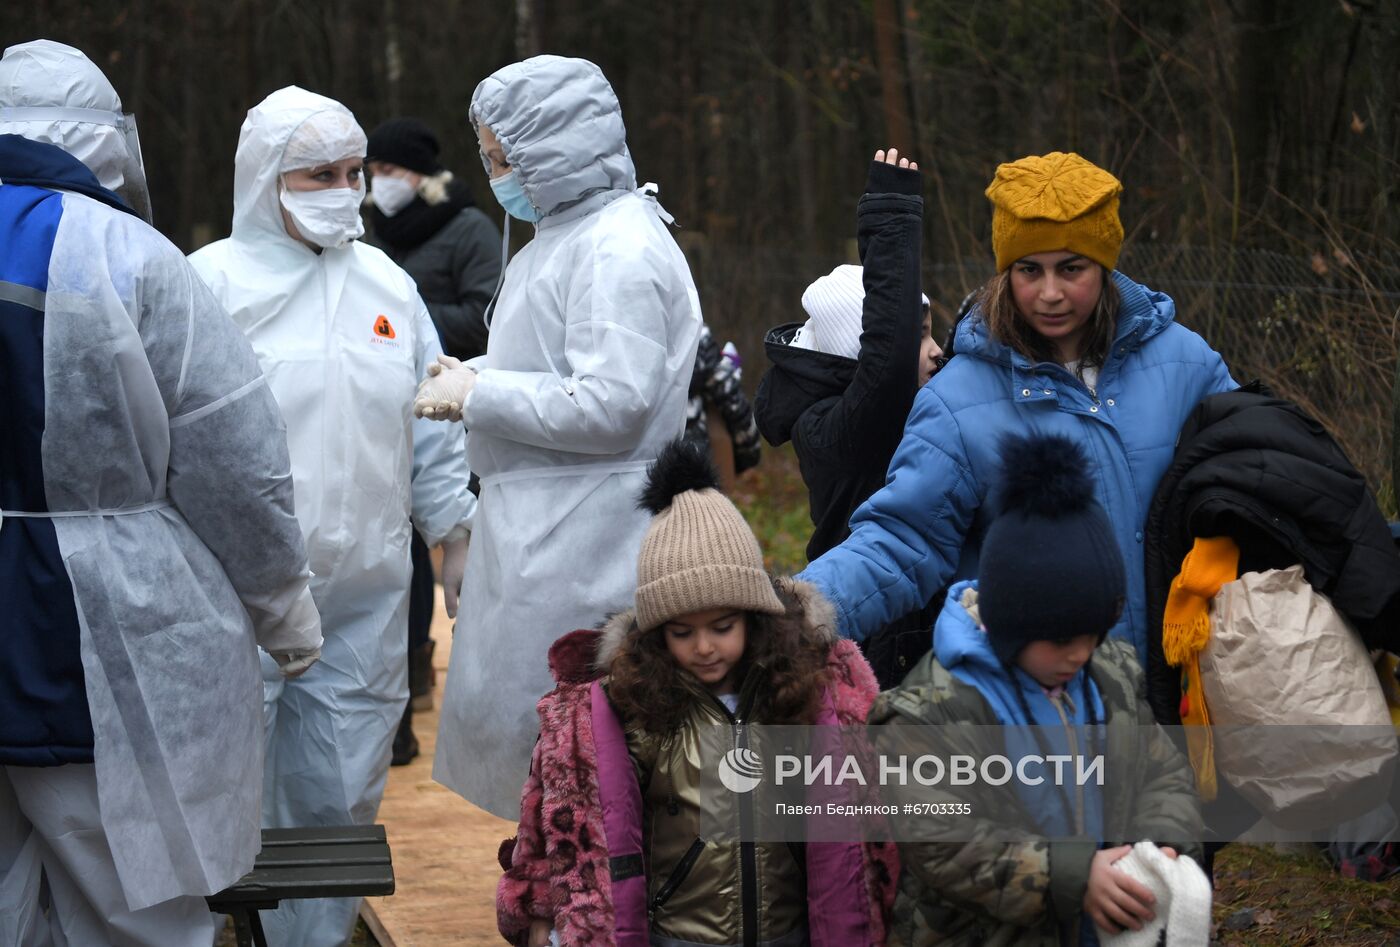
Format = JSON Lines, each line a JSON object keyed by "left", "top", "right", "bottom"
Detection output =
{"left": 799, "top": 151, "right": 1235, "bottom": 671}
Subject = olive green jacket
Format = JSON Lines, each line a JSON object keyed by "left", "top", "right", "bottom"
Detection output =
{"left": 868, "top": 638, "right": 1202, "bottom": 946}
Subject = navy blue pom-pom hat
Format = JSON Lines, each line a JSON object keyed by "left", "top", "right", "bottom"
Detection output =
{"left": 977, "top": 432, "right": 1126, "bottom": 665}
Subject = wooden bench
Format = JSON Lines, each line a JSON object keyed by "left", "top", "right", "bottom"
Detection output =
{"left": 207, "top": 825, "right": 395, "bottom": 947}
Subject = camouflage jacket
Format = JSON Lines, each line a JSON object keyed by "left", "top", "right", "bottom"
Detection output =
{"left": 867, "top": 638, "right": 1203, "bottom": 946}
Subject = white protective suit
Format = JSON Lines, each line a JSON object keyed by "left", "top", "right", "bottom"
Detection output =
{"left": 188, "top": 86, "right": 476, "bottom": 947}
{"left": 432, "top": 56, "right": 702, "bottom": 819}
{"left": 0, "top": 40, "right": 322, "bottom": 941}
{"left": 0, "top": 39, "right": 151, "bottom": 219}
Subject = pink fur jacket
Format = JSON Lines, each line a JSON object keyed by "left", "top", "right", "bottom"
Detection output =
{"left": 496, "top": 577, "right": 899, "bottom": 946}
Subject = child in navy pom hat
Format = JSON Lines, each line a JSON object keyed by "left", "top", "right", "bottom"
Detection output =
{"left": 978, "top": 431, "right": 1127, "bottom": 667}
{"left": 867, "top": 432, "right": 1204, "bottom": 944}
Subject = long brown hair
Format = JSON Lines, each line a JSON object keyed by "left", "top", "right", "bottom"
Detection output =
{"left": 607, "top": 605, "right": 831, "bottom": 734}
{"left": 975, "top": 266, "right": 1122, "bottom": 375}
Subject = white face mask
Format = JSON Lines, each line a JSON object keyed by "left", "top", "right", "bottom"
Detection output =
{"left": 279, "top": 181, "right": 365, "bottom": 249}
{"left": 371, "top": 174, "right": 417, "bottom": 217}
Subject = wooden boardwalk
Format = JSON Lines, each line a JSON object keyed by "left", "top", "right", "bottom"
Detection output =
{"left": 361, "top": 593, "right": 515, "bottom": 946}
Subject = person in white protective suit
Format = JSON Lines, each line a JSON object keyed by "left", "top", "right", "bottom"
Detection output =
{"left": 0, "top": 40, "right": 323, "bottom": 947}
{"left": 415, "top": 55, "right": 703, "bottom": 820}
{"left": 188, "top": 86, "right": 477, "bottom": 947}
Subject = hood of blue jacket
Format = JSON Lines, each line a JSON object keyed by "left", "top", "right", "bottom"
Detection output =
{"left": 953, "top": 270, "right": 1177, "bottom": 370}
{"left": 0, "top": 133, "right": 134, "bottom": 216}
{"left": 933, "top": 579, "right": 1103, "bottom": 728}
{"left": 933, "top": 579, "right": 1004, "bottom": 679}
{"left": 933, "top": 579, "right": 1105, "bottom": 844}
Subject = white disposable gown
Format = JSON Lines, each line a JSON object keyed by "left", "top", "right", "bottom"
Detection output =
{"left": 188, "top": 87, "right": 476, "bottom": 947}
{"left": 0, "top": 41, "right": 323, "bottom": 928}
{"left": 433, "top": 56, "right": 702, "bottom": 819}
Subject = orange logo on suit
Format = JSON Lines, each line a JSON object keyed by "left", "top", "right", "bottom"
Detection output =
{"left": 373, "top": 315, "right": 397, "bottom": 339}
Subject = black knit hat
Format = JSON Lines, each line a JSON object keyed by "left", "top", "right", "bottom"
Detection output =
{"left": 365, "top": 118, "right": 441, "bottom": 175}
{"left": 978, "top": 432, "right": 1126, "bottom": 665}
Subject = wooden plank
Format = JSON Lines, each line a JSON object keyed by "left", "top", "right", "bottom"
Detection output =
{"left": 360, "top": 899, "right": 397, "bottom": 947}
{"left": 363, "top": 588, "right": 517, "bottom": 945}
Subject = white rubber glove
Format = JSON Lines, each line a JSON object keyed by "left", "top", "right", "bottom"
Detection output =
{"left": 413, "top": 354, "right": 477, "bottom": 422}
{"left": 440, "top": 533, "right": 468, "bottom": 619}
{"left": 271, "top": 647, "right": 321, "bottom": 678}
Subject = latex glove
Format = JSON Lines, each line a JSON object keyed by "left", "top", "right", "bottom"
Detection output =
{"left": 413, "top": 354, "right": 477, "bottom": 422}
{"left": 440, "top": 533, "right": 468, "bottom": 619}
{"left": 271, "top": 647, "right": 321, "bottom": 678}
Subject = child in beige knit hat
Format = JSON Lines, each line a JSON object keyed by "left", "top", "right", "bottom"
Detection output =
{"left": 498, "top": 438, "right": 898, "bottom": 947}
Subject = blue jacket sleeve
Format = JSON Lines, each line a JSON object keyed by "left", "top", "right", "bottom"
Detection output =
{"left": 1205, "top": 345, "right": 1236, "bottom": 396}
{"left": 797, "top": 387, "right": 982, "bottom": 640}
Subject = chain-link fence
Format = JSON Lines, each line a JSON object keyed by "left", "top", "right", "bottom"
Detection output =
{"left": 692, "top": 242, "right": 1400, "bottom": 504}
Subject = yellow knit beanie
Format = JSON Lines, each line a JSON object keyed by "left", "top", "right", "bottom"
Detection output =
{"left": 985, "top": 151, "right": 1124, "bottom": 273}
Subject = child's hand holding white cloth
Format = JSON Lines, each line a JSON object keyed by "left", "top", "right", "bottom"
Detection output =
{"left": 1094, "top": 840, "right": 1212, "bottom": 946}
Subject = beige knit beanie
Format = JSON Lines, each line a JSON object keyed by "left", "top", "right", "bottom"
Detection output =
{"left": 635, "top": 440, "right": 785, "bottom": 632}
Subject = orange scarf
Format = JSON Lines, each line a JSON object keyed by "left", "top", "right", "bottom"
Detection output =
{"left": 1161, "top": 536, "right": 1239, "bottom": 801}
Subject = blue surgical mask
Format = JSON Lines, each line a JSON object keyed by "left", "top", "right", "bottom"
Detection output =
{"left": 489, "top": 170, "right": 541, "bottom": 222}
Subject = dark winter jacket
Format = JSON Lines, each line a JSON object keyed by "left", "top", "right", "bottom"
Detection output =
{"left": 755, "top": 160, "right": 924, "bottom": 562}
{"left": 869, "top": 599, "right": 1203, "bottom": 946}
{"left": 0, "top": 135, "right": 135, "bottom": 765}
{"left": 367, "top": 171, "right": 502, "bottom": 359}
{"left": 496, "top": 578, "right": 899, "bottom": 946}
{"left": 1144, "top": 384, "right": 1400, "bottom": 724}
{"left": 685, "top": 324, "right": 762, "bottom": 474}
{"left": 754, "top": 160, "right": 938, "bottom": 686}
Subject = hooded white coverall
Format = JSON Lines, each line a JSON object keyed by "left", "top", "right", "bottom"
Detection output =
{"left": 188, "top": 86, "right": 476, "bottom": 947}
{"left": 0, "top": 41, "right": 323, "bottom": 947}
{"left": 431, "top": 56, "right": 702, "bottom": 820}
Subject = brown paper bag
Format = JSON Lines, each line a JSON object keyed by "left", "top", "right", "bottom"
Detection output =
{"left": 1201, "top": 565, "right": 1397, "bottom": 828}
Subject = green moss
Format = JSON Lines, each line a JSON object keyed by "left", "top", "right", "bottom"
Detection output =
{"left": 1212, "top": 843, "right": 1400, "bottom": 944}
{"left": 732, "top": 442, "right": 815, "bottom": 576}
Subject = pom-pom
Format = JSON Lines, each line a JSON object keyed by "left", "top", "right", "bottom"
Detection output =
{"left": 637, "top": 437, "right": 720, "bottom": 514}
{"left": 547, "top": 628, "right": 600, "bottom": 684}
{"left": 992, "top": 433, "right": 1096, "bottom": 517}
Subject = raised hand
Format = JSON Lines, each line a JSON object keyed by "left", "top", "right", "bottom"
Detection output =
{"left": 874, "top": 147, "right": 918, "bottom": 171}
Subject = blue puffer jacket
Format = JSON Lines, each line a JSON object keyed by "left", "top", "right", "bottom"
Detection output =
{"left": 798, "top": 271, "right": 1234, "bottom": 664}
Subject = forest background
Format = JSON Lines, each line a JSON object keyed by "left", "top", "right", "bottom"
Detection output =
{"left": 5, "top": 0, "right": 1400, "bottom": 499}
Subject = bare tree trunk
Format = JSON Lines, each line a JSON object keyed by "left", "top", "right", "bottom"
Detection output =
{"left": 385, "top": 0, "right": 402, "bottom": 116}
{"left": 872, "top": 0, "right": 914, "bottom": 152}
{"left": 1232, "top": 0, "right": 1278, "bottom": 213}
{"left": 789, "top": 0, "right": 817, "bottom": 247}
{"left": 515, "top": 0, "right": 542, "bottom": 59}
{"left": 177, "top": 2, "right": 196, "bottom": 248}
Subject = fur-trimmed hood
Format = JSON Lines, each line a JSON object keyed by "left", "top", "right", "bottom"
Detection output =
{"left": 502, "top": 576, "right": 896, "bottom": 947}
{"left": 544, "top": 576, "right": 840, "bottom": 685}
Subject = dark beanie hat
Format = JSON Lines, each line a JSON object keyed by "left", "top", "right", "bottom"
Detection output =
{"left": 366, "top": 118, "right": 441, "bottom": 175}
{"left": 978, "top": 432, "right": 1126, "bottom": 665}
